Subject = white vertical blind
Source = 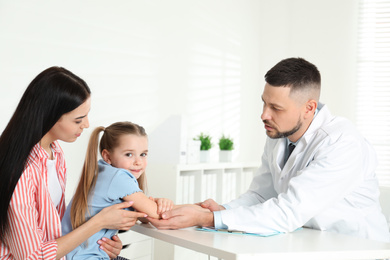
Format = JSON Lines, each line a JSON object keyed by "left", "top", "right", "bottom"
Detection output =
{"left": 357, "top": 0, "right": 390, "bottom": 186}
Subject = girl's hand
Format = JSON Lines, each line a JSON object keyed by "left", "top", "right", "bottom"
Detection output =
{"left": 98, "top": 235, "right": 122, "bottom": 259}
{"left": 97, "top": 201, "right": 147, "bottom": 230}
{"left": 149, "top": 196, "right": 174, "bottom": 215}
{"left": 198, "top": 199, "right": 225, "bottom": 212}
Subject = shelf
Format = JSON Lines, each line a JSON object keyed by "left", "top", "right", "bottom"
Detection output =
{"left": 146, "top": 161, "right": 260, "bottom": 259}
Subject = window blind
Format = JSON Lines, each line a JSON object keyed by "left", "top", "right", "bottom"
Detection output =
{"left": 357, "top": 0, "right": 390, "bottom": 186}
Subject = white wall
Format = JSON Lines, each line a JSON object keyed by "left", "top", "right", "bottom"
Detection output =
{"left": 0, "top": 0, "right": 358, "bottom": 202}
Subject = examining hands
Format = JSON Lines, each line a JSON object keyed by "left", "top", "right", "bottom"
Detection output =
{"left": 147, "top": 199, "right": 223, "bottom": 230}
{"left": 149, "top": 196, "right": 174, "bottom": 215}
{"left": 198, "top": 199, "right": 226, "bottom": 212}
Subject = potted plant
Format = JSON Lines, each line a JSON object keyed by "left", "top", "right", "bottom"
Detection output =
{"left": 194, "top": 133, "right": 212, "bottom": 163}
{"left": 218, "top": 135, "right": 234, "bottom": 162}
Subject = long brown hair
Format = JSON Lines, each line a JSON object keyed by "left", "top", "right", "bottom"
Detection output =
{"left": 70, "top": 121, "right": 147, "bottom": 229}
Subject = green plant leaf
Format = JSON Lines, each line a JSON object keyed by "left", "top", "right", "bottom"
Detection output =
{"left": 193, "top": 132, "right": 213, "bottom": 150}
{"left": 218, "top": 135, "right": 234, "bottom": 150}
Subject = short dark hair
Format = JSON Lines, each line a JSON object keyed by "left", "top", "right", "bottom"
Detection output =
{"left": 264, "top": 57, "right": 321, "bottom": 96}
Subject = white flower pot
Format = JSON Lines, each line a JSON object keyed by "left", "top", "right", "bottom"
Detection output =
{"left": 219, "top": 150, "right": 233, "bottom": 162}
{"left": 200, "top": 150, "right": 210, "bottom": 163}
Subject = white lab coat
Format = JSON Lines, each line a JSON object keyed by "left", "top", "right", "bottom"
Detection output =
{"left": 222, "top": 103, "right": 390, "bottom": 242}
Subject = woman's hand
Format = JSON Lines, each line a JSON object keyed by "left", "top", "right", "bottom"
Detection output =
{"left": 57, "top": 201, "right": 145, "bottom": 259}
{"left": 97, "top": 201, "right": 147, "bottom": 230}
{"left": 98, "top": 235, "right": 122, "bottom": 259}
{"left": 149, "top": 196, "right": 174, "bottom": 215}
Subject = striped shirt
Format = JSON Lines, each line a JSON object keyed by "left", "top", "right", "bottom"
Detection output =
{"left": 0, "top": 141, "right": 66, "bottom": 260}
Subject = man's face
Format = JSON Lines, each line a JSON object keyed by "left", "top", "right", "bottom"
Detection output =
{"left": 261, "top": 83, "right": 305, "bottom": 142}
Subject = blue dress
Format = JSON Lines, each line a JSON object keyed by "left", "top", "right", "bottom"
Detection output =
{"left": 62, "top": 159, "right": 142, "bottom": 259}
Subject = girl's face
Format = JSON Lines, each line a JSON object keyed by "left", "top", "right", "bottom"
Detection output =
{"left": 48, "top": 98, "right": 91, "bottom": 143}
{"left": 104, "top": 134, "right": 148, "bottom": 179}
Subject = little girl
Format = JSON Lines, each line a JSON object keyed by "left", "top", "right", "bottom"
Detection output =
{"left": 62, "top": 121, "right": 173, "bottom": 259}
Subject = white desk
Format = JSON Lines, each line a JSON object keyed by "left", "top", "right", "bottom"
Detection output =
{"left": 131, "top": 223, "right": 390, "bottom": 260}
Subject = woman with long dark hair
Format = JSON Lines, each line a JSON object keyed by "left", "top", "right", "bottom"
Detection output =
{"left": 0, "top": 67, "right": 145, "bottom": 259}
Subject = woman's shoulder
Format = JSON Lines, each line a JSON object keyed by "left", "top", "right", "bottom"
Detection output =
{"left": 14, "top": 145, "right": 47, "bottom": 192}
{"left": 24, "top": 144, "right": 47, "bottom": 173}
{"left": 23, "top": 141, "right": 66, "bottom": 180}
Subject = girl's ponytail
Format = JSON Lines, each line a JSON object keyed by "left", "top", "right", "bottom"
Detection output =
{"left": 70, "top": 126, "right": 104, "bottom": 229}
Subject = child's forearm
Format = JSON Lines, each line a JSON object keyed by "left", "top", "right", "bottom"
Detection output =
{"left": 123, "top": 192, "right": 160, "bottom": 219}
{"left": 173, "top": 204, "right": 205, "bottom": 209}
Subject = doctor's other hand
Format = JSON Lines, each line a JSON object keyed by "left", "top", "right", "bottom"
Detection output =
{"left": 198, "top": 199, "right": 226, "bottom": 212}
{"left": 147, "top": 205, "right": 214, "bottom": 230}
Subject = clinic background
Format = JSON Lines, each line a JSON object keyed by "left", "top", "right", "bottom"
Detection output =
{"left": 0, "top": 0, "right": 358, "bottom": 202}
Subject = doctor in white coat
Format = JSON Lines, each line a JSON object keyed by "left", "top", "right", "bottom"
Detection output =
{"left": 148, "top": 57, "right": 390, "bottom": 242}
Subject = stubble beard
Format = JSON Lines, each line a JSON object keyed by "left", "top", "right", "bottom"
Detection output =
{"left": 264, "top": 118, "right": 302, "bottom": 139}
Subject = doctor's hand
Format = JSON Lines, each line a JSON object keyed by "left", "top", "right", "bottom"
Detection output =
{"left": 198, "top": 199, "right": 225, "bottom": 212}
{"left": 147, "top": 205, "right": 214, "bottom": 230}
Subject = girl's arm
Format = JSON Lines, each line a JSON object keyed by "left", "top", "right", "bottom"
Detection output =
{"left": 123, "top": 192, "right": 164, "bottom": 219}
{"left": 56, "top": 201, "right": 146, "bottom": 259}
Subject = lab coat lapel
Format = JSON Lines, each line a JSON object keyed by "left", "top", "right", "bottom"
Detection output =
{"left": 281, "top": 103, "right": 331, "bottom": 178}
{"left": 272, "top": 139, "right": 286, "bottom": 172}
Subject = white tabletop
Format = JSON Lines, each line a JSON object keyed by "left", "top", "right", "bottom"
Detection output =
{"left": 131, "top": 223, "right": 390, "bottom": 260}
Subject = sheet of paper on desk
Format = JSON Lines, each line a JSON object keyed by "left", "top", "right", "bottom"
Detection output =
{"left": 196, "top": 227, "right": 283, "bottom": 237}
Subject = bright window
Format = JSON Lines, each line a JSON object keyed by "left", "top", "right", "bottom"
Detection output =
{"left": 356, "top": 0, "right": 390, "bottom": 186}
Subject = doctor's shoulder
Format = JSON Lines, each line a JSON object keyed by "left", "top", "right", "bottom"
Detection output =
{"left": 318, "top": 116, "right": 362, "bottom": 142}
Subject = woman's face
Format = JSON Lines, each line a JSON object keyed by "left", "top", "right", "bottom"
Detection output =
{"left": 48, "top": 97, "right": 91, "bottom": 143}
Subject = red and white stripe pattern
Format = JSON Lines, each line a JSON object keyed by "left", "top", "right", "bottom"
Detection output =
{"left": 0, "top": 141, "right": 66, "bottom": 260}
